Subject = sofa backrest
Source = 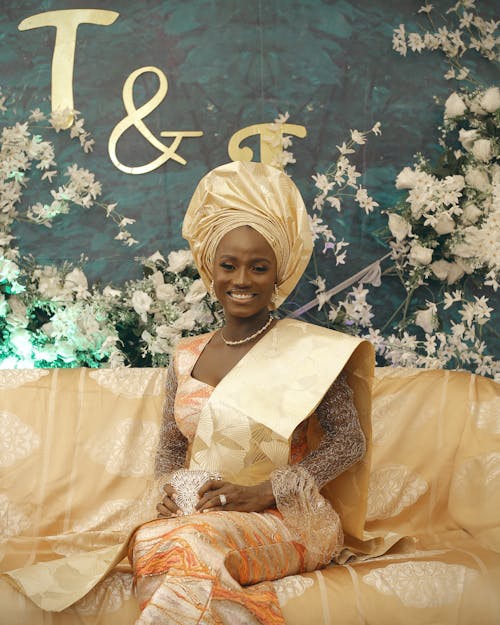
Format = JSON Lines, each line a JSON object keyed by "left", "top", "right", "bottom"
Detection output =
{"left": 1, "top": 367, "right": 498, "bottom": 573}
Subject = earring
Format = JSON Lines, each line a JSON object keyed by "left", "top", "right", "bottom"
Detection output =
{"left": 270, "top": 284, "right": 279, "bottom": 308}
{"left": 209, "top": 279, "right": 217, "bottom": 300}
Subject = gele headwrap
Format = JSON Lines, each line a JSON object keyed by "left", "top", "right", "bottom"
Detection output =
{"left": 182, "top": 161, "right": 313, "bottom": 307}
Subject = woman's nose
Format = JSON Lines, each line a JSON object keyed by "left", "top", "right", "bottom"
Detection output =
{"left": 233, "top": 267, "right": 250, "bottom": 286}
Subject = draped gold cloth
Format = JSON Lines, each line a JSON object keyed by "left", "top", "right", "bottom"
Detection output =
{"left": 1, "top": 366, "right": 499, "bottom": 624}
{"left": 182, "top": 161, "right": 313, "bottom": 307}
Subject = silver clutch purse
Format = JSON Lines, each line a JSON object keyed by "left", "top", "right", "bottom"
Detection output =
{"left": 167, "top": 468, "right": 222, "bottom": 515}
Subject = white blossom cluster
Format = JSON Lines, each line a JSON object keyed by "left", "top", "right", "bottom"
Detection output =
{"left": 0, "top": 103, "right": 137, "bottom": 256}
{"left": 305, "top": 124, "right": 382, "bottom": 322}
{"left": 377, "top": 83, "right": 499, "bottom": 378}
{"left": 388, "top": 86, "right": 499, "bottom": 288}
{"left": 0, "top": 250, "right": 221, "bottom": 368}
{"left": 393, "top": 1, "right": 499, "bottom": 80}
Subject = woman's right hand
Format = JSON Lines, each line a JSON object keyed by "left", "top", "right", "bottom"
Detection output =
{"left": 156, "top": 483, "right": 180, "bottom": 518}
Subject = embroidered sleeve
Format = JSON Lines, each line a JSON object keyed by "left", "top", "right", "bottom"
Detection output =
{"left": 270, "top": 372, "right": 365, "bottom": 563}
{"left": 154, "top": 362, "right": 188, "bottom": 478}
{"left": 298, "top": 372, "right": 366, "bottom": 488}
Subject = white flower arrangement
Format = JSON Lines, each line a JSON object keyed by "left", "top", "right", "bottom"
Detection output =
{"left": 0, "top": 0, "right": 498, "bottom": 378}
{"left": 0, "top": 250, "right": 221, "bottom": 368}
{"left": 377, "top": 1, "right": 499, "bottom": 378}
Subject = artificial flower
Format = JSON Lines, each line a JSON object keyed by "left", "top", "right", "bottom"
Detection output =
{"left": 409, "top": 243, "right": 433, "bottom": 266}
{"left": 388, "top": 213, "right": 411, "bottom": 240}
{"left": 166, "top": 249, "right": 194, "bottom": 273}
{"left": 480, "top": 86, "right": 500, "bottom": 113}
{"left": 444, "top": 92, "right": 467, "bottom": 118}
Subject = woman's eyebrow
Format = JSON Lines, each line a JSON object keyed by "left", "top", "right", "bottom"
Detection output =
{"left": 219, "top": 254, "right": 272, "bottom": 263}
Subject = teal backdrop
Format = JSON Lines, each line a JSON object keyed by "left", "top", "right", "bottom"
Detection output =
{"left": 0, "top": 1, "right": 498, "bottom": 340}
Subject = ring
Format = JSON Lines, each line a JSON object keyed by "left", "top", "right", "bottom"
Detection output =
{"left": 219, "top": 493, "right": 227, "bottom": 506}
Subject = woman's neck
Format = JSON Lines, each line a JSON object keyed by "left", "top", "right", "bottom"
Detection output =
{"left": 222, "top": 311, "right": 272, "bottom": 342}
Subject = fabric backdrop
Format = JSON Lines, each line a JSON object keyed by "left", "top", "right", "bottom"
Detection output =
{"left": 0, "top": 0, "right": 498, "bottom": 318}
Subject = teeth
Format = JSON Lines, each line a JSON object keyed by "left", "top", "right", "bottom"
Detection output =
{"left": 230, "top": 292, "right": 254, "bottom": 300}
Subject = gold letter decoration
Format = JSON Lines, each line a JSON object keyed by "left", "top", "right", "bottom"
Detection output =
{"left": 18, "top": 9, "right": 119, "bottom": 128}
{"left": 228, "top": 123, "right": 307, "bottom": 168}
{"left": 108, "top": 66, "right": 203, "bottom": 175}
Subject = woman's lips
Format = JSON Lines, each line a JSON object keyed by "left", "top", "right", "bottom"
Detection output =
{"left": 227, "top": 291, "right": 256, "bottom": 301}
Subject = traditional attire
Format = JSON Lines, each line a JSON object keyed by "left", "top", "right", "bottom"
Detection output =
{"left": 130, "top": 317, "right": 374, "bottom": 624}
{"left": 128, "top": 161, "right": 375, "bottom": 624}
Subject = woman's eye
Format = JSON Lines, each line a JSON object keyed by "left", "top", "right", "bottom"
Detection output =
{"left": 220, "top": 263, "right": 234, "bottom": 270}
{"left": 253, "top": 266, "right": 267, "bottom": 273}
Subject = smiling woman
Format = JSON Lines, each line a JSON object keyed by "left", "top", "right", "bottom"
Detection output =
{"left": 0, "top": 162, "right": 375, "bottom": 624}
{"left": 213, "top": 226, "right": 277, "bottom": 326}
{"left": 124, "top": 161, "right": 376, "bottom": 624}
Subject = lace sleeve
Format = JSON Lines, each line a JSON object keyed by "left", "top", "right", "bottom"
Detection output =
{"left": 269, "top": 372, "right": 365, "bottom": 564}
{"left": 154, "top": 362, "right": 188, "bottom": 478}
{"left": 298, "top": 372, "right": 366, "bottom": 489}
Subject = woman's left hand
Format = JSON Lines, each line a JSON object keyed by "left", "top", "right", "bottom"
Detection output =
{"left": 196, "top": 479, "right": 275, "bottom": 513}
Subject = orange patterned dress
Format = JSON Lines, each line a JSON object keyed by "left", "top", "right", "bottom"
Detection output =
{"left": 129, "top": 332, "right": 363, "bottom": 625}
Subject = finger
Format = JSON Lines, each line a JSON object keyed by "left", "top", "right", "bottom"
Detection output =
{"left": 198, "top": 491, "right": 229, "bottom": 511}
{"left": 163, "top": 483, "right": 175, "bottom": 496}
{"left": 198, "top": 479, "right": 227, "bottom": 497}
{"left": 162, "top": 495, "right": 180, "bottom": 514}
{"left": 156, "top": 503, "right": 175, "bottom": 518}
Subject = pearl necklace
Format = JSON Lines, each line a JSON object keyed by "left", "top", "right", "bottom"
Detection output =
{"left": 220, "top": 315, "right": 274, "bottom": 346}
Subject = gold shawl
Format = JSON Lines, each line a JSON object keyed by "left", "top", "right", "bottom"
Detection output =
{"left": 189, "top": 318, "right": 374, "bottom": 542}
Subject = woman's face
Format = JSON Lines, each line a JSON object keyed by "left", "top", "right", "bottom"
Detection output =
{"left": 213, "top": 226, "right": 278, "bottom": 320}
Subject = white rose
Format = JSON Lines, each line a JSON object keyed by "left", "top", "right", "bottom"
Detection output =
{"left": 156, "top": 283, "right": 178, "bottom": 302}
{"left": 64, "top": 268, "right": 89, "bottom": 297}
{"left": 147, "top": 250, "right": 166, "bottom": 263}
{"left": 9, "top": 329, "right": 32, "bottom": 358}
{"left": 469, "top": 97, "right": 487, "bottom": 116}
{"left": 185, "top": 279, "right": 207, "bottom": 304}
{"left": 395, "top": 166, "right": 419, "bottom": 190}
{"left": 415, "top": 306, "right": 436, "bottom": 334}
{"left": 444, "top": 92, "right": 467, "bottom": 119}
{"left": 0, "top": 258, "right": 20, "bottom": 282}
{"left": 462, "top": 203, "right": 482, "bottom": 224}
{"left": 480, "top": 87, "right": 500, "bottom": 113}
{"left": 156, "top": 324, "right": 177, "bottom": 339}
{"left": 191, "top": 303, "right": 214, "bottom": 326}
{"left": 409, "top": 243, "right": 433, "bottom": 266}
{"left": 0, "top": 294, "right": 8, "bottom": 316}
{"left": 388, "top": 213, "right": 411, "bottom": 241}
{"left": 103, "top": 286, "right": 122, "bottom": 298}
{"left": 430, "top": 260, "right": 464, "bottom": 284}
{"left": 465, "top": 168, "right": 490, "bottom": 193}
{"left": 131, "top": 291, "right": 152, "bottom": 319}
{"left": 167, "top": 249, "right": 193, "bottom": 273}
{"left": 433, "top": 213, "right": 455, "bottom": 235}
{"left": 472, "top": 139, "right": 492, "bottom": 163}
{"left": 149, "top": 271, "right": 164, "bottom": 288}
{"left": 458, "top": 128, "right": 479, "bottom": 152}
{"left": 173, "top": 309, "right": 197, "bottom": 331}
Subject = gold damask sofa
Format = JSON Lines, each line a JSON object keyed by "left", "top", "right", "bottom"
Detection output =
{"left": 1, "top": 367, "right": 499, "bottom": 625}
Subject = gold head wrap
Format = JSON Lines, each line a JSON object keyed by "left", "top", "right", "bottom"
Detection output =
{"left": 182, "top": 161, "right": 313, "bottom": 307}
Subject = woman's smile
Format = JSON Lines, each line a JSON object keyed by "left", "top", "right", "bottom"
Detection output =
{"left": 212, "top": 225, "right": 278, "bottom": 322}
{"left": 227, "top": 290, "right": 256, "bottom": 301}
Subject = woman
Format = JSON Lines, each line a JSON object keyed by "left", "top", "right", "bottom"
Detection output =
{"left": 129, "top": 161, "right": 374, "bottom": 624}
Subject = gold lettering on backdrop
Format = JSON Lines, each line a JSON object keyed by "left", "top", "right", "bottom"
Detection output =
{"left": 228, "top": 123, "right": 307, "bottom": 167}
{"left": 18, "top": 10, "right": 119, "bottom": 128}
{"left": 108, "top": 67, "right": 203, "bottom": 175}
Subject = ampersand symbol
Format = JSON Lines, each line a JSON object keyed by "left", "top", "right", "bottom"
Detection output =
{"left": 108, "top": 66, "right": 203, "bottom": 175}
